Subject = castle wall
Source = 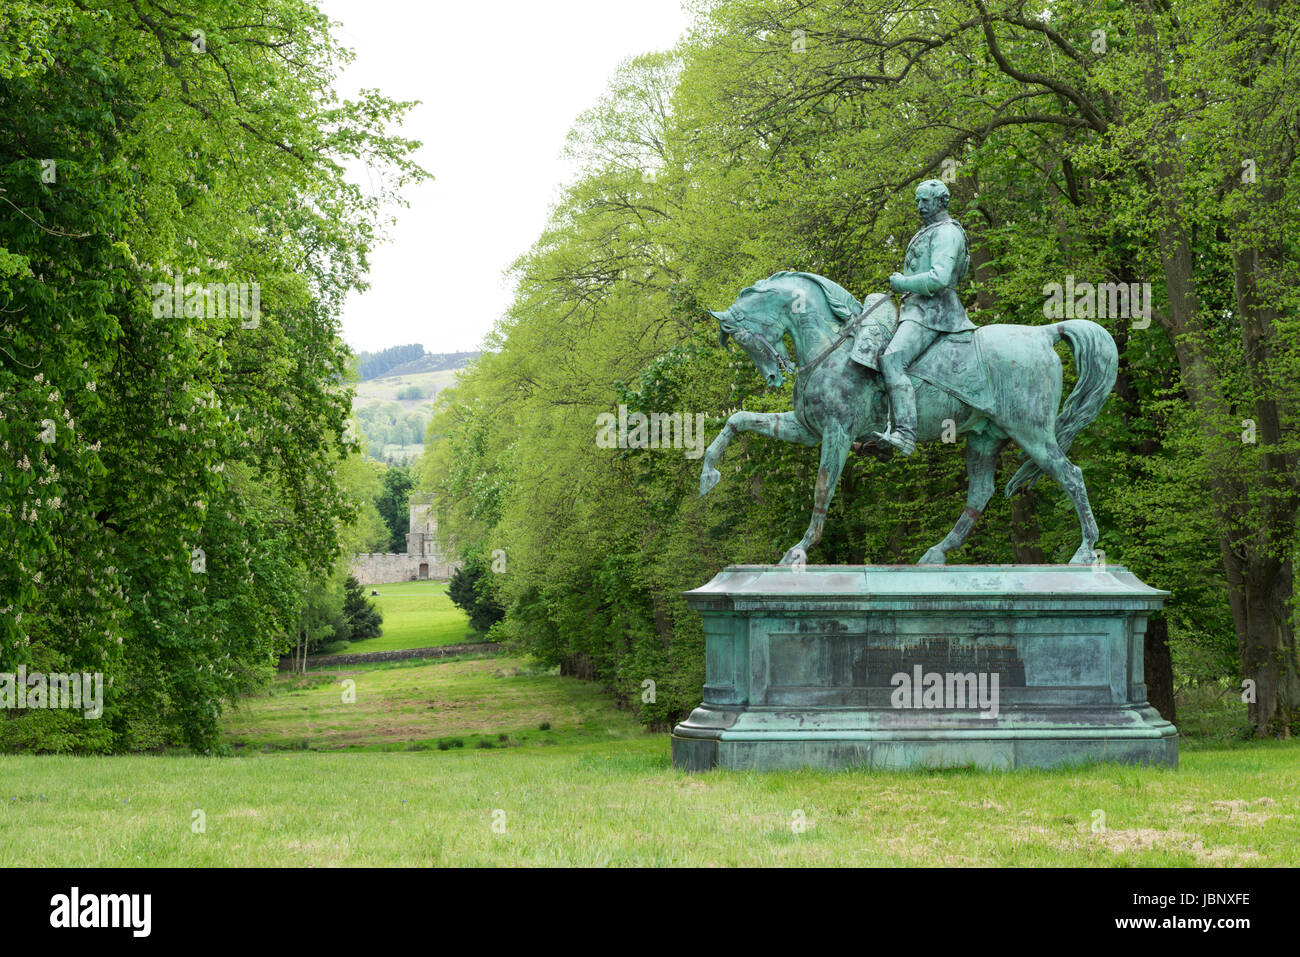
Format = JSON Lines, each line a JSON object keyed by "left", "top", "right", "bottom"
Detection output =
{"left": 349, "top": 552, "right": 456, "bottom": 584}
{"left": 349, "top": 497, "right": 457, "bottom": 584}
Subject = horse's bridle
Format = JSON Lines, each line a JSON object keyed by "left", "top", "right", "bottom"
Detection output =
{"left": 725, "top": 293, "right": 894, "bottom": 382}
{"left": 726, "top": 325, "right": 795, "bottom": 376}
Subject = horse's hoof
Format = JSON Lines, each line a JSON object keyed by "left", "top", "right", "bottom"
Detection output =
{"left": 779, "top": 546, "right": 807, "bottom": 567}
{"left": 699, "top": 466, "right": 721, "bottom": 496}
{"left": 1069, "top": 545, "right": 1099, "bottom": 566}
{"left": 918, "top": 547, "right": 946, "bottom": 565}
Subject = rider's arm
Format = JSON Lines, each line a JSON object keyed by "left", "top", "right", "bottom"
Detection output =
{"left": 893, "top": 225, "right": 963, "bottom": 295}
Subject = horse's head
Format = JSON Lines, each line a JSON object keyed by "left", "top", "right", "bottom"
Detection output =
{"left": 709, "top": 283, "right": 793, "bottom": 388}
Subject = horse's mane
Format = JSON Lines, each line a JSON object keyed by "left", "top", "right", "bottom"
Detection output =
{"left": 752, "top": 270, "right": 865, "bottom": 324}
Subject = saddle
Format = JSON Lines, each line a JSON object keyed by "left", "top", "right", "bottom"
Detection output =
{"left": 848, "top": 302, "right": 995, "bottom": 416}
{"left": 845, "top": 293, "right": 897, "bottom": 370}
{"left": 906, "top": 329, "right": 995, "bottom": 415}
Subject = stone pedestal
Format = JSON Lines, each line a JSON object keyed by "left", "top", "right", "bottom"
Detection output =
{"left": 671, "top": 565, "right": 1177, "bottom": 771}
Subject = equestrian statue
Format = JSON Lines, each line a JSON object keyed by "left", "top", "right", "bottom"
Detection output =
{"left": 699, "top": 179, "right": 1118, "bottom": 567}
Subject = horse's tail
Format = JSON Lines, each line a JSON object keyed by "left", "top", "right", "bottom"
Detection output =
{"left": 1005, "top": 319, "right": 1118, "bottom": 497}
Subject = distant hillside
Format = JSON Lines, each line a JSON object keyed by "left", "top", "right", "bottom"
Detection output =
{"left": 351, "top": 363, "right": 469, "bottom": 466}
{"left": 382, "top": 351, "right": 480, "bottom": 378}
{"left": 357, "top": 344, "right": 423, "bottom": 380}
{"left": 357, "top": 345, "right": 480, "bottom": 381}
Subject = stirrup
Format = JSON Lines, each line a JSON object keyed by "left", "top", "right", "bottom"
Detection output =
{"left": 873, "top": 427, "right": 916, "bottom": 456}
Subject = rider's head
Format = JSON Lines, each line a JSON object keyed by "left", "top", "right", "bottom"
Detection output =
{"left": 915, "top": 180, "right": 950, "bottom": 223}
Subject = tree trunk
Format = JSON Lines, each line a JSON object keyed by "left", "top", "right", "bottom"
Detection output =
{"left": 1229, "top": 238, "right": 1299, "bottom": 737}
{"left": 1238, "top": 553, "right": 1299, "bottom": 737}
{"left": 561, "top": 653, "right": 596, "bottom": 680}
{"left": 1144, "top": 615, "right": 1176, "bottom": 723}
{"left": 1009, "top": 487, "right": 1044, "bottom": 563}
{"left": 1132, "top": 2, "right": 1299, "bottom": 736}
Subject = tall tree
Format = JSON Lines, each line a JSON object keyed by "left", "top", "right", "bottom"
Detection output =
{"left": 0, "top": 0, "right": 426, "bottom": 750}
{"left": 375, "top": 465, "right": 414, "bottom": 552}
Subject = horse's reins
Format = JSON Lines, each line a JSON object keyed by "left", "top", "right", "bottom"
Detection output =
{"left": 745, "top": 220, "right": 961, "bottom": 381}
{"left": 729, "top": 289, "right": 894, "bottom": 386}
{"left": 795, "top": 292, "right": 895, "bottom": 381}
{"left": 733, "top": 326, "right": 797, "bottom": 376}
{"left": 726, "top": 291, "right": 896, "bottom": 439}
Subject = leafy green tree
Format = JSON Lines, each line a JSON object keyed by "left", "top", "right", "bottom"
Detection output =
{"left": 337, "top": 453, "right": 390, "bottom": 553}
{"left": 447, "top": 561, "right": 505, "bottom": 634}
{"left": 425, "top": 0, "right": 1299, "bottom": 737}
{"left": 0, "top": 0, "right": 427, "bottom": 750}
{"left": 375, "top": 465, "right": 414, "bottom": 552}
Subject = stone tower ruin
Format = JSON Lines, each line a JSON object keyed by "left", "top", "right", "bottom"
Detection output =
{"left": 350, "top": 495, "right": 457, "bottom": 584}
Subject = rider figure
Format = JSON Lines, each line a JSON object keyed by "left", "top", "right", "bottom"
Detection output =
{"left": 874, "top": 179, "right": 975, "bottom": 455}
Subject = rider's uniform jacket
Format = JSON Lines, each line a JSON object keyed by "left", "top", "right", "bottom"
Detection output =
{"left": 893, "top": 215, "right": 977, "bottom": 333}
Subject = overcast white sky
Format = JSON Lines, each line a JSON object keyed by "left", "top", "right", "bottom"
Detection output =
{"left": 321, "top": 0, "right": 693, "bottom": 355}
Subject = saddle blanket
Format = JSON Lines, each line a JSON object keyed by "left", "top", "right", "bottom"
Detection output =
{"left": 851, "top": 320, "right": 996, "bottom": 416}
{"left": 909, "top": 329, "right": 996, "bottom": 416}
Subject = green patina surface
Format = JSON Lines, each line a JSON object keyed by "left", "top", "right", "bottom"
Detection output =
{"left": 672, "top": 564, "right": 1176, "bottom": 772}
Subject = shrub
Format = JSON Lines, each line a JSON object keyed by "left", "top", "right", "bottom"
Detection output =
{"left": 341, "top": 575, "right": 383, "bottom": 641}
{"left": 448, "top": 561, "right": 505, "bottom": 633}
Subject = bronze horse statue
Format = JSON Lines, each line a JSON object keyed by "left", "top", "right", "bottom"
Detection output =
{"left": 699, "top": 271, "right": 1117, "bottom": 566}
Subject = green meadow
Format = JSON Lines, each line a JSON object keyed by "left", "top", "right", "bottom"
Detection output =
{"left": 331, "top": 580, "right": 479, "bottom": 654}
{"left": 0, "top": 646, "right": 1294, "bottom": 866}
{"left": 222, "top": 656, "right": 639, "bottom": 751}
{"left": 4, "top": 585, "right": 1295, "bottom": 867}
{"left": 352, "top": 368, "right": 459, "bottom": 406}
{"left": 2, "top": 733, "right": 1295, "bottom": 866}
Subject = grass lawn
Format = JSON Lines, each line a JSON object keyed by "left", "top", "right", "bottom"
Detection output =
{"left": 2, "top": 653, "right": 1297, "bottom": 866}
{"left": 222, "top": 657, "right": 640, "bottom": 752}
{"left": 321, "top": 580, "right": 477, "bottom": 655}
{"left": 2, "top": 738, "right": 1296, "bottom": 866}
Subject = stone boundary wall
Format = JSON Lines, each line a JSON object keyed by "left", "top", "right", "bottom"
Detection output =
{"left": 279, "top": 641, "right": 499, "bottom": 670}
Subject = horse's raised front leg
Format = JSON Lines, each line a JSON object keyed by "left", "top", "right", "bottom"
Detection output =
{"left": 699, "top": 411, "right": 817, "bottom": 496}
{"left": 919, "top": 432, "right": 1007, "bottom": 565}
{"left": 780, "top": 420, "right": 852, "bottom": 566}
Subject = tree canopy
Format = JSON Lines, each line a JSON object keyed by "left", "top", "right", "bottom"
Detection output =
{"left": 425, "top": 0, "right": 1300, "bottom": 736}
{"left": 0, "top": 0, "right": 426, "bottom": 750}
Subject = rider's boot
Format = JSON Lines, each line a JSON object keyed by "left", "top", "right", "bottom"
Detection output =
{"left": 874, "top": 357, "right": 918, "bottom": 456}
